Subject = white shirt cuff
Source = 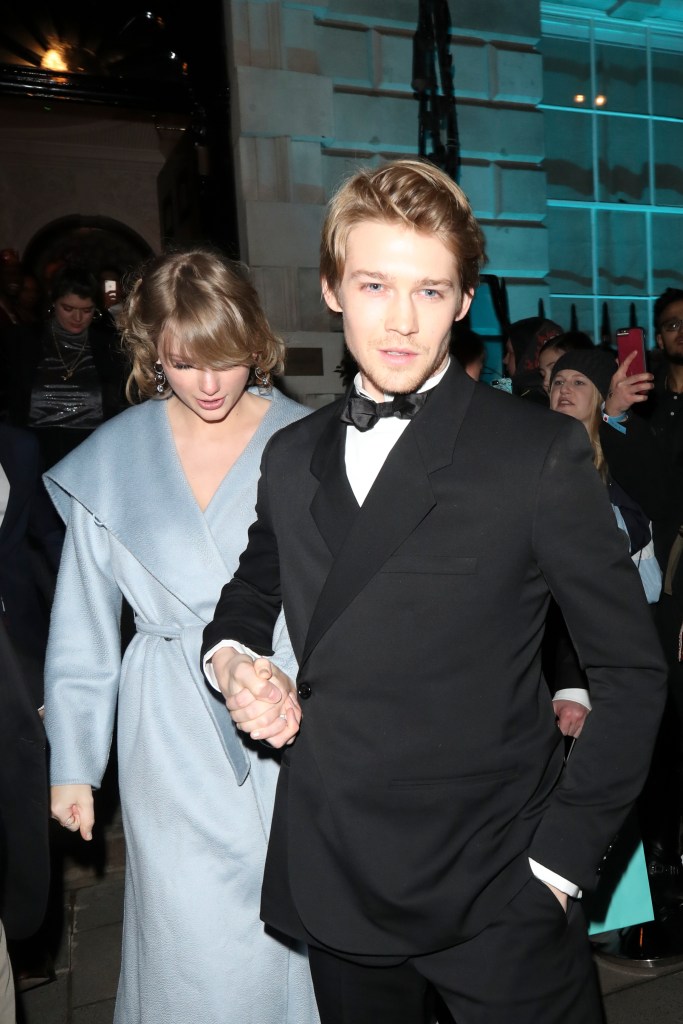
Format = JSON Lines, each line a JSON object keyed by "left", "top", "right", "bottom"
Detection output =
{"left": 202, "top": 640, "right": 258, "bottom": 691}
{"left": 552, "top": 688, "right": 591, "bottom": 711}
{"left": 528, "top": 857, "right": 581, "bottom": 898}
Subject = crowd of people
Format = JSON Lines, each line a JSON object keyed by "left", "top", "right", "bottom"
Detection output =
{"left": 0, "top": 159, "right": 680, "bottom": 1024}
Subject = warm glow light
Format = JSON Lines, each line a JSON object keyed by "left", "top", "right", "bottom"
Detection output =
{"left": 41, "top": 48, "right": 69, "bottom": 72}
{"left": 595, "top": 94, "right": 607, "bottom": 106}
{"left": 574, "top": 93, "right": 585, "bottom": 103}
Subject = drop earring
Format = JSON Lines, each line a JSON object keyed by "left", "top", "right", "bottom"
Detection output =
{"left": 153, "top": 362, "right": 167, "bottom": 394}
{"left": 254, "top": 366, "right": 271, "bottom": 394}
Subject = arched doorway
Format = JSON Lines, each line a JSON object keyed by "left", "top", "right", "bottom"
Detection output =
{"left": 23, "top": 215, "right": 153, "bottom": 284}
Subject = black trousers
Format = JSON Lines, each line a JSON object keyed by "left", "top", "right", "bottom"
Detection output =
{"left": 307, "top": 876, "right": 604, "bottom": 1024}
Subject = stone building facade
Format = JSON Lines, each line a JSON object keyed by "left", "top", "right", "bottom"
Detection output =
{"left": 223, "top": 0, "right": 547, "bottom": 404}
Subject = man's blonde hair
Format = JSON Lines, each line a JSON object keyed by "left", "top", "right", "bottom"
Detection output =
{"left": 320, "top": 160, "right": 487, "bottom": 301}
{"left": 120, "top": 248, "right": 284, "bottom": 402}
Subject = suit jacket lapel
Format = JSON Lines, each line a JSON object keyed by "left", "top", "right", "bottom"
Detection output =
{"left": 301, "top": 362, "right": 475, "bottom": 667}
{"left": 309, "top": 410, "right": 359, "bottom": 559}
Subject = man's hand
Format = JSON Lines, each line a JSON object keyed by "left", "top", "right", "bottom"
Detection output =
{"left": 211, "top": 647, "right": 301, "bottom": 748}
{"left": 51, "top": 784, "right": 94, "bottom": 841}
{"left": 552, "top": 698, "right": 589, "bottom": 738}
{"left": 544, "top": 881, "right": 568, "bottom": 912}
{"left": 604, "top": 351, "right": 654, "bottom": 418}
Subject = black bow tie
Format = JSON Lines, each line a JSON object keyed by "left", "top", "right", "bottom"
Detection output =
{"left": 339, "top": 390, "right": 429, "bottom": 432}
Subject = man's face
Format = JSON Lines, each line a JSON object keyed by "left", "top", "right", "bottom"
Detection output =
{"left": 656, "top": 299, "right": 683, "bottom": 365}
{"left": 322, "top": 220, "right": 471, "bottom": 400}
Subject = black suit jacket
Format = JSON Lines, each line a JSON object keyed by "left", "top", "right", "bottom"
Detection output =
{"left": 203, "top": 362, "right": 666, "bottom": 958}
{"left": 0, "top": 425, "right": 62, "bottom": 705}
{"left": 0, "top": 617, "right": 49, "bottom": 939}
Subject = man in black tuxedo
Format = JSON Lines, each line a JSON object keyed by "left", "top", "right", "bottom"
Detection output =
{"left": 202, "top": 160, "right": 666, "bottom": 1023}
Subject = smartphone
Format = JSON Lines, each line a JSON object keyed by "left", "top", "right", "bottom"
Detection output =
{"left": 616, "top": 327, "right": 646, "bottom": 376}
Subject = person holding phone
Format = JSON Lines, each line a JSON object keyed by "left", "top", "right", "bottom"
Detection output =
{"left": 43, "top": 249, "right": 318, "bottom": 1024}
{"left": 595, "top": 296, "right": 683, "bottom": 944}
{"left": 604, "top": 290, "right": 683, "bottom": 506}
{"left": 549, "top": 349, "right": 661, "bottom": 599}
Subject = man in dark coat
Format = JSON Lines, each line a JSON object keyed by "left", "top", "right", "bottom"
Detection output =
{"left": 202, "top": 160, "right": 666, "bottom": 1024}
{"left": 598, "top": 292, "right": 683, "bottom": 918}
{"left": 0, "top": 620, "right": 50, "bottom": 983}
{"left": 0, "top": 423, "right": 56, "bottom": 1011}
{"left": 0, "top": 424, "right": 62, "bottom": 704}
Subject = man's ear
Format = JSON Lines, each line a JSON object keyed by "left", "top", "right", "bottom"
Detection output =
{"left": 322, "top": 278, "right": 343, "bottom": 314}
{"left": 454, "top": 289, "right": 474, "bottom": 323}
{"left": 655, "top": 333, "right": 664, "bottom": 352}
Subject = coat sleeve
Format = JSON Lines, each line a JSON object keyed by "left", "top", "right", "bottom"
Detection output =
{"left": 528, "top": 418, "right": 667, "bottom": 890}
{"left": 202, "top": 442, "right": 284, "bottom": 664}
{"left": 44, "top": 500, "right": 122, "bottom": 789}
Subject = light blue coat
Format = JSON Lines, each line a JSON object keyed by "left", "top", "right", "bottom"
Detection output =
{"left": 44, "top": 392, "right": 319, "bottom": 1024}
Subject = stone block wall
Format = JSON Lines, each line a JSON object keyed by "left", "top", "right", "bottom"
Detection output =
{"left": 0, "top": 110, "right": 167, "bottom": 260}
{"left": 223, "top": 0, "right": 548, "bottom": 403}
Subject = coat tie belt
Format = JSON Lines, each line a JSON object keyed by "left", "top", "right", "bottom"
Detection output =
{"left": 134, "top": 618, "right": 182, "bottom": 641}
{"left": 133, "top": 617, "right": 251, "bottom": 786}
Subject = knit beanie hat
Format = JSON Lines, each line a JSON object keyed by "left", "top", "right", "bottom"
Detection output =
{"left": 550, "top": 349, "right": 617, "bottom": 400}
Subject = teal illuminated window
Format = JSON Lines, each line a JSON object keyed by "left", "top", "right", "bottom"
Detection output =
{"left": 541, "top": 7, "right": 683, "bottom": 344}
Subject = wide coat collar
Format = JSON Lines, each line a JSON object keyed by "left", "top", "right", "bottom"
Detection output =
{"left": 43, "top": 394, "right": 297, "bottom": 623}
{"left": 301, "top": 361, "right": 475, "bottom": 667}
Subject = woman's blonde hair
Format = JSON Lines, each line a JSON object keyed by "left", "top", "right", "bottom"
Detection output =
{"left": 585, "top": 389, "right": 608, "bottom": 482}
{"left": 120, "top": 248, "right": 284, "bottom": 402}
{"left": 320, "top": 159, "right": 487, "bottom": 304}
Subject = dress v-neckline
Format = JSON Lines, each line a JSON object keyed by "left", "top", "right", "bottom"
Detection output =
{"left": 161, "top": 392, "right": 276, "bottom": 517}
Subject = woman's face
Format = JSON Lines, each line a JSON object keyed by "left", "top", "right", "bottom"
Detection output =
{"left": 538, "top": 345, "right": 563, "bottom": 393}
{"left": 158, "top": 348, "right": 251, "bottom": 424}
{"left": 54, "top": 292, "right": 97, "bottom": 334}
{"left": 549, "top": 370, "right": 598, "bottom": 429}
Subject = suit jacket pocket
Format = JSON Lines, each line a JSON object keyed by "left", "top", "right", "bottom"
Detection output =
{"left": 390, "top": 766, "right": 517, "bottom": 788}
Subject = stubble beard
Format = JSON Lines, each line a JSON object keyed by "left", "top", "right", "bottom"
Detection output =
{"left": 356, "top": 340, "right": 450, "bottom": 397}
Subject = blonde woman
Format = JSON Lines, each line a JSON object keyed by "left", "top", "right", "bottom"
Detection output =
{"left": 549, "top": 347, "right": 661, "bottom": 599}
{"left": 44, "top": 249, "right": 318, "bottom": 1024}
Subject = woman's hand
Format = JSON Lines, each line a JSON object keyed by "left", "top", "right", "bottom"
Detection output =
{"left": 213, "top": 649, "right": 302, "bottom": 748}
{"left": 604, "top": 351, "right": 654, "bottom": 418}
{"left": 51, "top": 784, "right": 94, "bottom": 841}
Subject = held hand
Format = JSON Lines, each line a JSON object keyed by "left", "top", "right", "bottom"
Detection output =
{"left": 51, "top": 783, "right": 94, "bottom": 841}
{"left": 211, "top": 649, "right": 301, "bottom": 748}
{"left": 604, "top": 351, "right": 654, "bottom": 418}
{"left": 552, "top": 699, "right": 589, "bottom": 738}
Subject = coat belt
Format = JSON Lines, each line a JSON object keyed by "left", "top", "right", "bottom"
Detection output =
{"left": 133, "top": 616, "right": 251, "bottom": 786}
{"left": 134, "top": 619, "right": 182, "bottom": 640}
